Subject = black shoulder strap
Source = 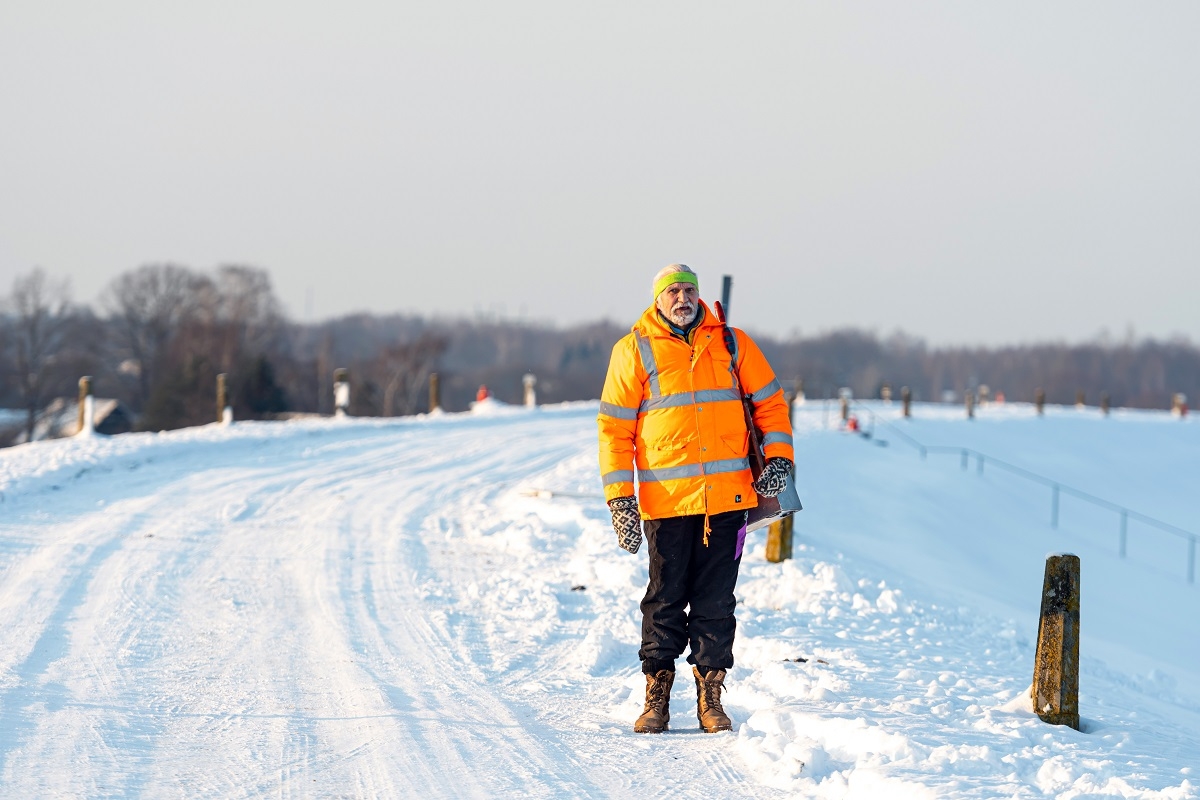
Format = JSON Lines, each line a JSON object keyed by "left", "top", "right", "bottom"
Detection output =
{"left": 720, "top": 325, "right": 743, "bottom": 396}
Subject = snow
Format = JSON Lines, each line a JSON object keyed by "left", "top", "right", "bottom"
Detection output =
{"left": 0, "top": 402, "right": 1197, "bottom": 798}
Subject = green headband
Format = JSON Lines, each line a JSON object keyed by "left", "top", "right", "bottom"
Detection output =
{"left": 653, "top": 271, "right": 699, "bottom": 300}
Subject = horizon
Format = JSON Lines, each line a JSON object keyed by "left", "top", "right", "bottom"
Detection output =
{"left": 12, "top": 265, "right": 1191, "bottom": 351}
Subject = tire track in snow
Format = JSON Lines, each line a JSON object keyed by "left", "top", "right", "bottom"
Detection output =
{"left": 3, "top": 425, "right": 426, "bottom": 795}
{"left": 331, "top": 415, "right": 615, "bottom": 797}
{"left": 0, "top": 495, "right": 163, "bottom": 787}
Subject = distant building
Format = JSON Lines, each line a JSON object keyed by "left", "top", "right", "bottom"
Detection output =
{"left": 13, "top": 398, "right": 136, "bottom": 443}
{"left": 0, "top": 409, "right": 25, "bottom": 446}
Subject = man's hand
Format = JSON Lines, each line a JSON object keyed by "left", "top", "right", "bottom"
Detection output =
{"left": 752, "top": 457, "right": 793, "bottom": 498}
{"left": 608, "top": 496, "right": 643, "bottom": 553}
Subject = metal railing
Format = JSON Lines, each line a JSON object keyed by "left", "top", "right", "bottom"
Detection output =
{"left": 847, "top": 401, "right": 1197, "bottom": 584}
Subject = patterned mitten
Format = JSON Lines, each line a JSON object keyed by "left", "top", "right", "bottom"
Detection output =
{"left": 752, "top": 457, "right": 793, "bottom": 498}
{"left": 609, "top": 496, "right": 643, "bottom": 554}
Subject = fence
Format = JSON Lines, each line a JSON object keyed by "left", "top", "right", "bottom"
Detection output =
{"left": 848, "top": 401, "right": 1197, "bottom": 584}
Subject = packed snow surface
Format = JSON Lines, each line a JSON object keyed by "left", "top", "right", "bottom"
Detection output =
{"left": 0, "top": 401, "right": 1197, "bottom": 798}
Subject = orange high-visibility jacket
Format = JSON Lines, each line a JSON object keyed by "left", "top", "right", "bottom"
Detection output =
{"left": 598, "top": 301, "right": 794, "bottom": 520}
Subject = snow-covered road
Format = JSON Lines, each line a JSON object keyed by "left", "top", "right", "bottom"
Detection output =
{"left": 0, "top": 408, "right": 774, "bottom": 798}
{"left": 1, "top": 403, "right": 1197, "bottom": 798}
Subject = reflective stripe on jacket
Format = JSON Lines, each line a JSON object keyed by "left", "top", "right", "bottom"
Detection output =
{"left": 598, "top": 300, "right": 794, "bottom": 519}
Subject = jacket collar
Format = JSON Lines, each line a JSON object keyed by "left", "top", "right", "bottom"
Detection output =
{"left": 635, "top": 299, "right": 722, "bottom": 339}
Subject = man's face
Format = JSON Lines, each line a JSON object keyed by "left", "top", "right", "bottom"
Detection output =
{"left": 656, "top": 282, "right": 699, "bottom": 327}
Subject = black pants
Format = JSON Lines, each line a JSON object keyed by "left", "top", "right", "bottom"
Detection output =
{"left": 639, "top": 509, "right": 745, "bottom": 674}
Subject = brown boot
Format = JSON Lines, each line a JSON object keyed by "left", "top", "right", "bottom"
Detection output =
{"left": 693, "top": 666, "right": 733, "bottom": 733}
{"left": 633, "top": 669, "right": 675, "bottom": 733}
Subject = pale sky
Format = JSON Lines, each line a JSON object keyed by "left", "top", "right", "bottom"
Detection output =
{"left": 2, "top": 1, "right": 1197, "bottom": 345}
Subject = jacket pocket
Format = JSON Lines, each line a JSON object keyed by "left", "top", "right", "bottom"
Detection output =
{"left": 708, "top": 354, "right": 737, "bottom": 389}
{"left": 721, "top": 431, "right": 748, "bottom": 457}
{"left": 646, "top": 435, "right": 693, "bottom": 467}
{"left": 649, "top": 435, "right": 689, "bottom": 451}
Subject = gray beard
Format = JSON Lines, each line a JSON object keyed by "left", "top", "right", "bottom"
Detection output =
{"left": 667, "top": 305, "right": 697, "bottom": 327}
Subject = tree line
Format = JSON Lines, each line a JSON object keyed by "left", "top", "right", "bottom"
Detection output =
{"left": 1, "top": 264, "right": 1196, "bottom": 445}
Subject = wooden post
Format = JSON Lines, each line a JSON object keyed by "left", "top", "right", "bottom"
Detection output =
{"left": 429, "top": 372, "right": 441, "bottom": 412}
{"left": 1035, "top": 388, "right": 1046, "bottom": 416}
{"left": 75, "top": 376, "right": 94, "bottom": 438}
{"left": 77, "top": 376, "right": 90, "bottom": 432}
{"left": 77, "top": 376, "right": 94, "bottom": 436}
{"left": 902, "top": 386, "right": 912, "bottom": 418}
{"left": 1100, "top": 392, "right": 1110, "bottom": 416}
{"left": 523, "top": 373, "right": 537, "bottom": 407}
{"left": 1032, "top": 554, "right": 1081, "bottom": 730}
{"left": 1075, "top": 390, "right": 1085, "bottom": 409}
{"left": 333, "top": 368, "right": 350, "bottom": 418}
{"left": 765, "top": 515, "right": 793, "bottom": 563}
{"left": 217, "top": 373, "right": 232, "bottom": 425}
{"left": 765, "top": 398, "right": 795, "bottom": 562}
{"left": 965, "top": 391, "right": 975, "bottom": 419}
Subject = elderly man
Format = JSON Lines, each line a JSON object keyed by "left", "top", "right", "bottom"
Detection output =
{"left": 598, "top": 264, "right": 794, "bottom": 734}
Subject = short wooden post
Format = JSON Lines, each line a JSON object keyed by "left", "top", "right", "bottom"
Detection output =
{"left": 1035, "top": 388, "right": 1046, "bottom": 416}
{"left": 1075, "top": 390, "right": 1085, "bottom": 409}
{"left": 523, "top": 373, "right": 537, "bottom": 407}
{"left": 965, "top": 391, "right": 975, "bottom": 419}
{"left": 765, "top": 515, "right": 793, "bottom": 563}
{"left": 765, "top": 399, "right": 795, "bottom": 562}
{"left": 429, "top": 372, "right": 441, "bottom": 412}
{"left": 217, "top": 373, "right": 232, "bottom": 425}
{"left": 1100, "top": 392, "right": 1110, "bottom": 416}
{"left": 1032, "top": 554, "right": 1081, "bottom": 730}
{"left": 901, "top": 386, "right": 912, "bottom": 418}
{"left": 333, "top": 368, "right": 350, "bottom": 418}
{"left": 77, "top": 376, "right": 94, "bottom": 436}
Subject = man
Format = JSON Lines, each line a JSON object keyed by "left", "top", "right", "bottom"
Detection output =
{"left": 598, "top": 264, "right": 794, "bottom": 734}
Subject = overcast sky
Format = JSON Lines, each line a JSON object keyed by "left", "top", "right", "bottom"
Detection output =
{"left": 2, "top": 2, "right": 1197, "bottom": 345}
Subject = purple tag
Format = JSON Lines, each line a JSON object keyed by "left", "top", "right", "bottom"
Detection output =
{"left": 734, "top": 521, "right": 747, "bottom": 560}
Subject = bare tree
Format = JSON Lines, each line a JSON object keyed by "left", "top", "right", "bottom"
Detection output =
{"left": 100, "top": 264, "right": 211, "bottom": 411}
{"left": 378, "top": 334, "right": 448, "bottom": 416}
{"left": 4, "top": 267, "right": 74, "bottom": 440}
{"left": 134, "top": 264, "right": 289, "bottom": 430}
{"left": 0, "top": 308, "right": 11, "bottom": 412}
{"left": 213, "top": 265, "right": 282, "bottom": 371}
